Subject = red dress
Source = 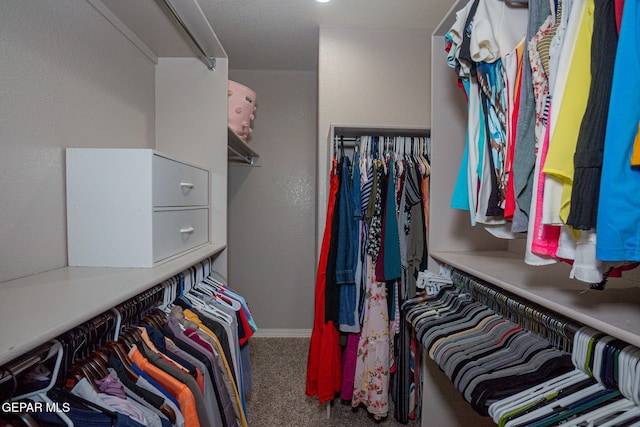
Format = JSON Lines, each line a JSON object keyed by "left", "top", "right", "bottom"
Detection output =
{"left": 306, "top": 159, "right": 342, "bottom": 403}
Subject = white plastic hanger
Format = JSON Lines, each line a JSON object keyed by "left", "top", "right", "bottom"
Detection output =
{"left": 359, "top": 136, "right": 368, "bottom": 174}
{"left": 11, "top": 341, "right": 73, "bottom": 427}
{"left": 205, "top": 276, "right": 246, "bottom": 308}
{"left": 490, "top": 326, "right": 600, "bottom": 424}
{"left": 394, "top": 137, "right": 404, "bottom": 177}
{"left": 199, "top": 277, "right": 242, "bottom": 311}
{"left": 159, "top": 276, "right": 179, "bottom": 312}
{"left": 592, "top": 335, "right": 615, "bottom": 385}
{"left": 503, "top": 383, "right": 607, "bottom": 427}
{"left": 562, "top": 398, "right": 637, "bottom": 427}
{"left": 499, "top": 327, "right": 618, "bottom": 427}
{"left": 597, "top": 405, "right": 640, "bottom": 427}
{"left": 619, "top": 346, "right": 640, "bottom": 405}
{"left": 489, "top": 369, "right": 589, "bottom": 422}
{"left": 183, "top": 289, "right": 234, "bottom": 324}
{"left": 200, "top": 287, "right": 241, "bottom": 312}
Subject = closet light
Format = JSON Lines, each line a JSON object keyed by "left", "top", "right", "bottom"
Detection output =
{"left": 316, "top": 0, "right": 331, "bottom": 3}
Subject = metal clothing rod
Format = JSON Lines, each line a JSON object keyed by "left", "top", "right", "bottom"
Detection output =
{"left": 334, "top": 138, "right": 359, "bottom": 148}
{"left": 160, "top": 0, "right": 217, "bottom": 70}
{"left": 334, "top": 135, "right": 431, "bottom": 149}
{"left": 0, "top": 344, "right": 53, "bottom": 387}
{"left": 451, "top": 269, "right": 582, "bottom": 351}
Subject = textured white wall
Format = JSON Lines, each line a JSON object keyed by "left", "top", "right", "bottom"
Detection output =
{"left": 155, "top": 57, "right": 230, "bottom": 274}
{"left": 228, "top": 26, "right": 432, "bottom": 330}
{"left": 0, "top": 1, "right": 156, "bottom": 283}
{"left": 316, "top": 25, "right": 432, "bottom": 255}
{"left": 228, "top": 70, "right": 317, "bottom": 330}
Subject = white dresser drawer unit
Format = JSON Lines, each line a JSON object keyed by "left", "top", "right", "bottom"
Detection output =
{"left": 66, "top": 148, "right": 210, "bottom": 267}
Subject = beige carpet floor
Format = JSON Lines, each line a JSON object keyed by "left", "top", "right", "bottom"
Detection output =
{"left": 245, "top": 337, "right": 421, "bottom": 426}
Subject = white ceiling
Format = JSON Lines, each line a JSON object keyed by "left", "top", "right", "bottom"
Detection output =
{"left": 203, "top": 0, "right": 453, "bottom": 71}
{"left": 99, "top": 0, "right": 454, "bottom": 72}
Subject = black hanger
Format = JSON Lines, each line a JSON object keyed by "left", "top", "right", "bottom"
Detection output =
{"left": 49, "top": 388, "right": 118, "bottom": 419}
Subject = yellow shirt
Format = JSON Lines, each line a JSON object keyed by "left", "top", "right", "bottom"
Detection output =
{"left": 542, "top": 0, "right": 594, "bottom": 223}
{"left": 183, "top": 309, "right": 248, "bottom": 427}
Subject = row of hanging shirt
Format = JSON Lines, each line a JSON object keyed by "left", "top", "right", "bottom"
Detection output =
{"left": 306, "top": 135, "right": 431, "bottom": 422}
{"left": 445, "top": 0, "right": 640, "bottom": 285}
{"left": 0, "top": 258, "right": 256, "bottom": 427}
{"left": 405, "top": 268, "right": 640, "bottom": 426}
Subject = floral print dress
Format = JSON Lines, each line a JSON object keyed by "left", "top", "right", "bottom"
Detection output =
{"left": 352, "top": 160, "right": 391, "bottom": 419}
{"left": 351, "top": 257, "right": 390, "bottom": 418}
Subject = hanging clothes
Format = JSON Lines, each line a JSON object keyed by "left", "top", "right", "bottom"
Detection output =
{"left": 513, "top": 0, "right": 552, "bottom": 227}
{"left": 444, "top": 0, "right": 640, "bottom": 283}
{"left": 308, "top": 135, "right": 430, "bottom": 422}
{"left": 306, "top": 158, "right": 342, "bottom": 403}
{"left": 337, "top": 156, "right": 357, "bottom": 326}
{"left": 567, "top": 0, "right": 618, "bottom": 231}
{"left": 0, "top": 262, "right": 254, "bottom": 427}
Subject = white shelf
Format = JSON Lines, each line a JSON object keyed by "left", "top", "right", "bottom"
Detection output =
{"left": 228, "top": 128, "right": 260, "bottom": 166}
{"left": 0, "top": 242, "right": 226, "bottom": 366}
{"left": 431, "top": 250, "right": 640, "bottom": 348}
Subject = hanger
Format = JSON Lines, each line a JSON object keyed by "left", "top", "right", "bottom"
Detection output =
{"left": 87, "top": 351, "right": 110, "bottom": 381}
{"left": 199, "top": 277, "right": 242, "bottom": 311}
{"left": 149, "top": 308, "right": 168, "bottom": 327}
{"left": 141, "top": 314, "right": 162, "bottom": 331}
{"left": 1, "top": 413, "right": 39, "bottom": 427}
{"left": 419, "top": 136, "right": 431, "bottom": 176}
{"left": 360, "top": 135, "right": 366, "bottom": 171}
{"left": 183, "top": 289, "right": 234, "bottom": 324}
{"left": 0, "top": 344, "right": 53, "bottom": 394}
{"left": 491, "top": 327, "right": 623, "bottom": 426}
{"left": 619, "top": 346, "right": 640, "bottom": 405}
{"left": 419, "top": 271, "right": 616, "bottom": 423}
{"left": 394, "top": 136, "right": 406, "bottom": 176}
{"left": 141, "top": 305, "right": 168, "bottom": 331}
{"left": 98, "top": 341, "right": 138, "bottom": 383}
{"left": 160, "top": 277, "right": 177, "bottom": 311}
{"left": 203, "top": 274, "right": 243, "bottom": 300}
{"left": 118, "top": 326, "right": 143, "bottom": 351}
{"left": 65, "top": 352, "right": 107, "bottom": 407}
{"left": 3, "top": 341, "right": 72, "bottom": 426}
{"left": 504, "top": 0, "right": 528, "bottom": 6}
{"left": 369, "top": 136, "right": 377, "bottom": 172}
{"left": 50, "top": 387, "right": 118, "bottom": 420}
{"left": 488, "top": 369, "right": 586, "bottom": 421}
{"left": 598, "top": 404, "right": 640, "bottom": 427}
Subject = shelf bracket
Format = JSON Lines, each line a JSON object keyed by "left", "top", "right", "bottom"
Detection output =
{"left": 228, "top": 145, "right": 258, "bottom": 165}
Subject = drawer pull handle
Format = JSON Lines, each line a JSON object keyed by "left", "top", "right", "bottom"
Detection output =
{"left": 180, "top": 182, "right": 195, "bottom": 189}
{"left": 180, "top": 227, "right": 195, "bottom": 234}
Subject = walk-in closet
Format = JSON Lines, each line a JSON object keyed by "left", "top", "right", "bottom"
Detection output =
{"left": 2, "top": 0, "right": 640, "bottom": 426}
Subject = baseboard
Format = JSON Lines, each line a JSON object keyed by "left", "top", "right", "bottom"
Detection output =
{"left": 253, "top": 328, "right": 312, "bottom": 338}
